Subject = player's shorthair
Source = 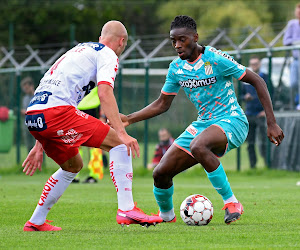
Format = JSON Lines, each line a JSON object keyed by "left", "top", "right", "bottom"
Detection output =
{"left": 170, "top": 15, "right": 197, "bottom": 32}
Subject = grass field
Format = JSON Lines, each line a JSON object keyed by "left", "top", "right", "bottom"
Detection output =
{"left": 1, "top": 167, "right": 300, "bottom": 249}
{"left": 0, "top": 142, "right": 265, "bottom": 172}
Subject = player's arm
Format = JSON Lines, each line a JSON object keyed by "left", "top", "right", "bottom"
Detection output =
{"left": 22, "top": 140, "right": 44, "bottom": 176}
{"left": 123, "top": 93, "right": 175, "bottom": 126}
{"left": 97, "top": 84, "right": 139, "bottom": 157}
{"left": 240, "top": 69, "right": 284, "bottom": 146}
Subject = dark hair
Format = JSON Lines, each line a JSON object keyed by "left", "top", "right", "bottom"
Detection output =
{"left": 21, "top": 76, "right": 34, "bottom": 87}
{"left": 170, "top": 15, "right": 197, "bottom": 32}
{"left": 159, "top": 128, "right": 170, "bottom": 133}
{"left": 250, "top": 55, "right": 260, "bottom": 61}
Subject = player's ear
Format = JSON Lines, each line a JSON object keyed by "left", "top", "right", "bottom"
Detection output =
{"left": 119, "top": 37, "right": 125, "bottom": 46}
{"left": 98, "top": 36, "right": 101, "bottom": 42}
{"left": 194, "top": 33, "right": 199, "bottom": 42}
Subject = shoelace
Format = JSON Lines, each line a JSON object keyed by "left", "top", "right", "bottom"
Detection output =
{"left": 132, "top": 202, "right": 146, "bottom": 214}
{"left": 150, "top": 210, "right": 159, "bottom": 216}
{"left": 222, "top": 202, "right": 236, "bottom": 210}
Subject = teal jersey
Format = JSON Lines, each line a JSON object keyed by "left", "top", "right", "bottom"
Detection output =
{"left": 162, "top": 46, "right": 247, "bottom": 120}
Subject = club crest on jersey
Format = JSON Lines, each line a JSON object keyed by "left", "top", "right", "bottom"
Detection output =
{"left": 28, "top": 91, "right": 52, "bottom": 107}
{"left": 204, "top": 62, "right": 213, "bottom": 75}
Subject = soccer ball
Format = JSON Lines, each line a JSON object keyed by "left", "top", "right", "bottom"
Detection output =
{"left": 180, "top": 194, "right": 213, "bottom": 226}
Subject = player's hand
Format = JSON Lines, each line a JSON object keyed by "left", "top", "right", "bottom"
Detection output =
{"left": 257, "top": 110, "right": 265, "bottom": 118}
{"left": 267, "top": 123, "right": 284, "bottom": 146}
{"left": 119, "top": 113, "right": 130, "bottom": 127}
{"left": 107, "top": 113, "right": 130, "bottom": 128}
{"left": 244, "top": 93, "right": 253, "bottom": 101}
{"left": 118, "top": 132, "right": 140, "bottom": 158}
{"left": 22, "top": 146, "right": 44, "bottom": 176}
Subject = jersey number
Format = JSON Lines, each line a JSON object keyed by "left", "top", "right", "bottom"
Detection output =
{"left": 82, "top": 81, "right": 96, "bottom": 96}
{"left": 50, "top": 56, "right": 66, "bottom": 75}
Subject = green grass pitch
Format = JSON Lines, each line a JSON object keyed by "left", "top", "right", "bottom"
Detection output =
{"left": 0, "top": 168, "right": 300, "bottom": 249}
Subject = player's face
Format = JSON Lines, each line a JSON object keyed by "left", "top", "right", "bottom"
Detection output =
{"left": 22, "top": 83, "right": 34, "bottom": 94}
{"left": 295, "top": 6, "right": 300, "bottom": 19}
{"left": 249, "top": 58, "right": 260, "bottom": 73}
{"left": 170, "top": 28, "right": 198, "bottom": 61}
{"left": 159, "top": 130, "right": 170, "bottom": 142}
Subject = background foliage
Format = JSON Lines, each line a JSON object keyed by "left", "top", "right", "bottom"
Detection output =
{"left": 1, "top": 0, "right": 300, "bottom": 47}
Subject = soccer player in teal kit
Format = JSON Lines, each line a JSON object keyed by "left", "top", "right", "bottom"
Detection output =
{"left": 120, "top": 15, "right": 284, "bottom": 224}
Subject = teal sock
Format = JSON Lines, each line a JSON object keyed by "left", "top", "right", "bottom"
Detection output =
{"left": 153, "top": 185, "right": 174, "bottom": 212}
{"left": 205, "top": 163, "right": 233, "bottom": 200}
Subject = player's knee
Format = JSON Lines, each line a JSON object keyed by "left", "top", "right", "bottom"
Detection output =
{"left": 152, "top": 165, "right": 161, "bottom": 182}
{"left": 61, "top": 163, "right": 83, "bottom": 173}
{"left": 60, "top": 155, "right": 83, "bottom": 173}
{"left": 72, "top": 162, "right": 83, "bottom": 173}
{"left": 153, "top": 164, "right": 168, "bottom": 182}
{"left": 190, "top": 141, "right": 207, "bottom": 158}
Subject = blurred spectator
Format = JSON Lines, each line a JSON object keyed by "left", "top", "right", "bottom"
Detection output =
{"left": 21, "top": 77, "right": 35, "bottom": 152}
{"left": 147, "top": 128, "right": 174, "bottom": 170}
{"left": 283, "top": 2, "right": 300, "bottom": 110}
{"left": 242, "top": 56, "right": 267, "bottom": 168}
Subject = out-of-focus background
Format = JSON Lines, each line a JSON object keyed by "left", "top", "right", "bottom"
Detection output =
{"left": 1, "top": 1, "right": 300, "bottom": 249}
{"left": 0, "top": 0, "right": 300, "bottom": 172}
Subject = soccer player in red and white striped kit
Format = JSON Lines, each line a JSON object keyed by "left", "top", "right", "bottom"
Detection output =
{"left": 22, "top": 20, "right": 162, "bottom": 231}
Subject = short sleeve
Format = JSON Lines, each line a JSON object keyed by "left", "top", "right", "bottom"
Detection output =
{"left": 96, "top": 50, "right": 118, "bottom": 89}
{"left": 161, "top": 64, "right": 180, "bottom": 95}
{"left": 217, "top": 53, "right": 246, "bottom": 80}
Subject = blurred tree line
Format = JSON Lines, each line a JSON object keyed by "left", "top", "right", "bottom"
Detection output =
{"left": 0, "top": 0, "right": 163, "bottom": 46}
{"left": 158, "top": 0, "right": 300, "bottom": 46}
{"left": 0, "top": 0, "right": 299, "bottom": 47}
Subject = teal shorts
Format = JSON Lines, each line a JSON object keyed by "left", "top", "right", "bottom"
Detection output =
{"left": 174, "top": 115, "right": 249, "bottom": 157}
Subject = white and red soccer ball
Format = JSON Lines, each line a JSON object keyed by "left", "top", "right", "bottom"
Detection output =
{"left": 180, "top": 194, "right": 213, "bottom": 226}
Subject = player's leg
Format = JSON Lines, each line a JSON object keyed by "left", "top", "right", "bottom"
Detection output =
{"left": 85, "top": 126, "right": 162, "bottom": 226}
{"left": 98, "top": 128, "right": 135, "bottom": 211}
{"left": 257, "top": 116, "right": 267, "bottom": 165}
{"left": 153, "top": 145, "right": 198, "bottom": 222}
{"left": 24, "top": 153, "right": 83, "bottom": 231}
{"left": 189, "top": 125, "right": 243, "bottom": 224}
{"left": 190, "top": 125, "right": 235, "bottom": 198}
{"left": 24, "top": 107, "right": 93, "bottom": 231}
{"left": 290, "top": 59, "right": 299, "bottom": 109}
{"left": 247, "top": 116, "right": 257, "bottom": 168}
{"left": 72, "top": 147, "right": 84, "bottom": 183}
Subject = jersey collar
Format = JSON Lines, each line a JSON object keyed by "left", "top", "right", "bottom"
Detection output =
{"left": 186, "top": 53, "right": 203, "bottom": 65}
